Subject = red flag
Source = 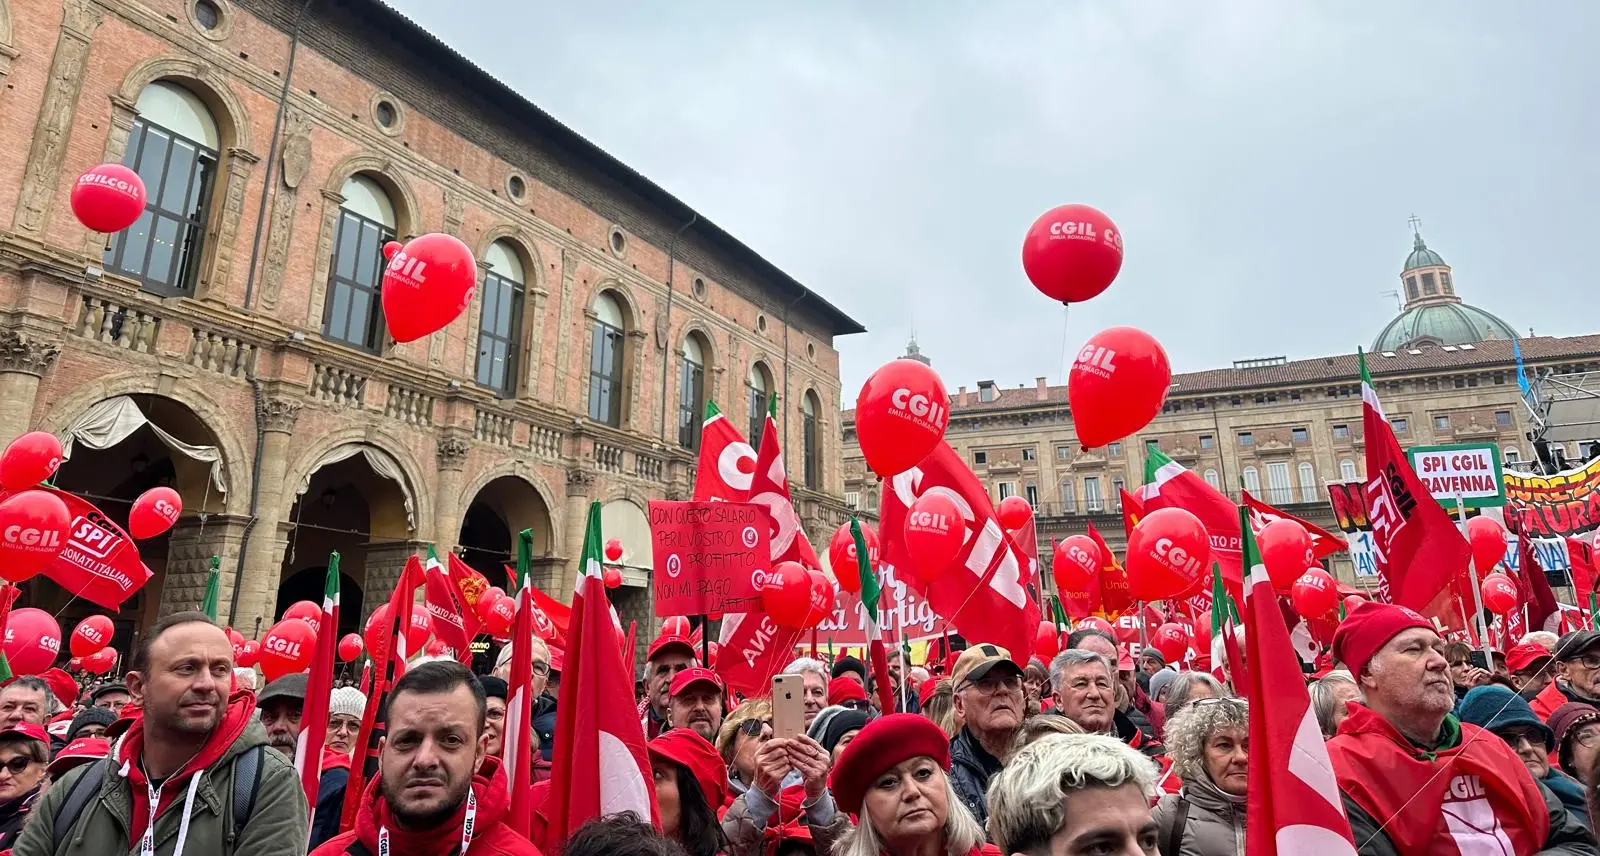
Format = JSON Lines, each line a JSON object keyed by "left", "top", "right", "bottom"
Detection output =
{"left": 1569, "top": 538, "right": 1598, "bottom": 624}
{"left": 1241, "top": 505, "right": 1358, "bottom": 855}
{"left": 503, "top": 564, "right": 573, "bottom": 646}
{"left": 1516, "top": 534, "right": 1559, "bottom": 635}
{"left": 504, "top": 532, "right": 538, "bottom": 836}
{"left": 1086, "top": 522, "right": 1134, "bottom": 617}
{"left": 340, "top": 554, "right": 422, "bottom": 832}
{"left": 296, "top": 557, "right": 341, "bottom": 843}
{"left": 13, "top": 487, "right": 154, "bottom": 609}
{"left": 1243, "top": 490, "right": 1346, "bottom": 561}
{"left": 537, "top": 502, "right": 656, "bottom": 851}
{"left": 1359, "top": 353, "right": 1472, "bottom": 626}
{"left": 692, "top": 400, "right": 757, "bottom": 503}
{"left": 423, "top": 547, "right": 478, "bottom": 662}
{"left": 1141, "top": 448, "right": 1245, "bottom": 590}
{"left": 878, "top": 443, "right": 1041, "bottom": 660}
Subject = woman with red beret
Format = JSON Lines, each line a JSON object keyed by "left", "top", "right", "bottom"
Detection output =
{"left": 651, "top": 729, "right": 732, "bottom": 856}
{"left": 830, "top": 714, "right": 991, "bottom": 856}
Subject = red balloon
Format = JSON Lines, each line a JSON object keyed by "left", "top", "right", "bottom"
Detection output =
{"left": 661, "top": 616, "right": 692, "bottom": 637}
{"left": 69, "top": 615, "right": 114, "bottom": 658}
{"left": 1067, "top": 327, "right": 1171, "bottom": 448}
{"left": 1341, "top": 594, "right": 1367, "bottom": 616}
{"left": 603, "top": 566, "right": 622, "bottom": 589}
{"left": 0, "top": 432, "right": 63, "bottom": 491}
{"left": 827, "top": 523, "right": 879, "bottom": 594}
{"left": 997, "top": 496, "right": 1033, "bottom": 531}
{"left": 482, "top": 594, "right": 516, "bottom": 638}
{"left": 128, "top": 486, "right": 182, "bottom": 539}
{"left": 804, "top": 570, "right": 835, "bottom": 628}
{"left": 1076, "top": 616, "right": 1113, "bottom": 635}
{"left": 1052, "top": 535, "right": 1101, "bottom": 592}
{"left": 1114, "top": 614, "right": 1142, "bottom": 644}
{"left": 407, "top": 609, "right": 434, "bottom": 651}
{"left": 68, "top": 657, "right": 82, "bottom": 671}
{"left": 337, "top": 633, "right": 363, "bottom": 663}
{"left": 1291, "top": 568, "right": 1339, "bottom": 618}
{"left": 282, "top": 600, "right": 323, "bottom": 634}
{"left": 1466, "top": 516, "right": 1508, "bottom": 573}
{"left": 903, "top": 492, "right": 966, "bottom": 583}
{"left": 1189, "top": 620, "right": 1212, "bottom": 657}
{"left": 476, "top": 587, "right": 507, "bottom": 625}
{"left": 238, "top": 639, "right": 260, "bottom": 668}
{"left": 81, "top": 646, "right": 117, "bottom": 675}
{"left": 1258, "top": 519, "right": 1315, "bottom": 591}
{"left": 761, "top": 561, "right": 814, "bottom": 630}
{"left": 1481, "top": 572, "right": 1519, "bottom": 614}
{"left": 0, "top": 489, "right": 71, "bottom": 582}
{"left": 365, "top": 604, "right": 432, "bottom": 657}
{"left": 259, "top": 619, "right": 316, "bottom": 682}
{"left": 1153, "top": 623, "right": 1190, "bottom": 663}
{"left": 605, "top": 538, "right": 624, "bottom": 563}
{"left": 1021, "top": 203, "right": 1124, "bottom": 304}
{"left": 2, "top": 608, "right": 61, "bottom": 674}
{"left": 70, "top": 163, "right": 147, "bottom": 233}
{"left": 1034, "top": 620, "right": 1060, "bottom": 660}
{"left": 424, "top": 638, "right": 449, "bottom": 657}
{"left": 380, "top": 233, "right": 478, "bottom": 343}
{"left": 1125, "top": 508, "right": 1211, "bottom": 601}
{"left": 855, "top": 359, "right": 950, "bottom": 479}
{"left": 225, "top": 626, "right": 245, "bottom": 649}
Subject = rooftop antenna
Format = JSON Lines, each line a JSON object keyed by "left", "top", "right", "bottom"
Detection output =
{"left": 1381, "top": 290, "right": 1403, "bottom": 311}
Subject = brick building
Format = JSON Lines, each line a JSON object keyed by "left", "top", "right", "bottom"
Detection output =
{"left": 843, "top": 227, "right": 1600, "bottom": 584}
{"left": 0, "top": 0, "right": 861, "bottom": 647}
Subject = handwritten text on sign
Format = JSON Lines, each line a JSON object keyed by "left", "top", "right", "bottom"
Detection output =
{"left": 649, "top": 501, "right": 770, "bottom": 617}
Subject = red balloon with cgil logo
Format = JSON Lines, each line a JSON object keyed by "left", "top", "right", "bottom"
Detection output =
{"left": 2, "top": 608, "right": 62, "bottom": 675}
{"left": 1125, "top": 507, "right": 1211, "bottom": 601}
{"left": 477, "top": 594, "right": 513, "bottom": 638}
{"left": 1077, "top": 616, "right": 1113, "bottom": 635}
{"left": 259, "top": 618, "right": 316, "bottom": 682}
{"left": 804, "top": 570, "right": 835, "bottom": 628}
{"left": 1022, "top": 204, "right": 1123, "bottom": 304}
{"left": 69, "top": 615, "right": 114, "bottom": 658}
{"left": 1052, "top": 535, "right": 1101, "bottom": 592}
{"left": 1067, "top": 327, "right": 1171, "bottom": 449}
{"left": 661, "top": 616, "right": 691, "bottom": 637}
{"left": 1153, "top": 623, "right": 1190, "bottom": 662}
{"left": 1481, "top": 572, "right": 1519, "bottom": 614}
{"left": 0, "top": 488, "right": 71, "bottom": 583}
{"left": 238, "top": 639, "right": 260, "bottom": 668}
{"left": 282, "top": 599, "right": 322, "bottom": 633}
{"left": 70, "top": 163, "right": 147, "bottom": 233}
{"left": 127, "top": 486, "right": 182, "bottom": 539}
{"left": 1258, "top": 519, "right": 1314, "bottom": 591}
{"left": 855, "top": 359, "right": 949, "bottom": 479}
{"left": 81, "top": 646, "right": 117, "bottom": 675}
{"left": 380, "top": 233, "right": 478, "bottom": 343}
{"left": 903, "top": 492, "right": 966, "bottom": 584}
{"left": 762, "top": 561, "right": 814, "bottom": 630}
{"left": 0, "top": 431, "right": 63, "bottom": 491}
{"left": 997, "top": 496, "right": 1033, "bottom": 531}
{"left": 337, "top": 633, "right": 363, "bottom": 663}
{"left": 1291, "top": 568, "right": 1339, "bottom": 617}
{"left": 476, "top": 587, "right": 507, "bottom": 625}
{"left": 1465, "top": 516, "right": 1507, "bottom": 572}
{"left": 827, "top": 522, "right": 879, "bottom": 594}
{"left": 364, "top": 603, "right": 433, "bottom": 656}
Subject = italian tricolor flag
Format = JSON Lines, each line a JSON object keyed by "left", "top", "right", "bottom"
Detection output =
{"left": 851, "top": 517, "right": 895, "bottom": 713}
{"left": 1142, "top": 446, "right": 1244, "bottom": 591}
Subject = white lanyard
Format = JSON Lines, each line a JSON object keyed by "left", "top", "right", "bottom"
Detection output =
{"left": 377, "top": 787, "right": 476, "bottom": 856}
{"left": 140, "top": 779, "right": 163, "bottom": 856}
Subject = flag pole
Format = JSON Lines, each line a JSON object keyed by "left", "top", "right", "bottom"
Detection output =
{"left": 1456, "top": 494, "right": 1493, "bottom": 665}
{"left": 700, "top": 615, "right": 710, "bottom": 663}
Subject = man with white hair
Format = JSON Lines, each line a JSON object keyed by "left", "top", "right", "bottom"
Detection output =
{"left": 784, "top": 657, "right": 830, "bottom": 727}
{"left": 1049, "top": 649, "right": 1165, "bottom": 760}
{"left": 986, "top": 733, "right": 1161, "bottom": 855}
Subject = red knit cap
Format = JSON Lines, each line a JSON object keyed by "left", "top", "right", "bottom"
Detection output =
{"left": 829, "top": 713, "right": 951, "bottom": 814}
{"left": 648, "top": 728, "right": 729, "bottom": 810}
{"left": 828, "top": 676, "right": 867, "bottom": 706}
{"left": 1331, "top": 601, "right": 1434, "bottom": 677}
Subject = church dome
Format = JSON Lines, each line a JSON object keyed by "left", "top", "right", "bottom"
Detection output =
{"left": 1373, "top": 302, "right": 1518, "bottom": 352}
{"left": 1403, "top": 233, "right": 1446, "bottom": 271}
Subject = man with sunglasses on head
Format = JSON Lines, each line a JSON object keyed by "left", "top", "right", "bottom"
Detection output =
{"left": 947, "top": 644, "right": 1026, "bottom": 828}
{"left": 1530, "top": 631, "right": 1600, "bottom": 721}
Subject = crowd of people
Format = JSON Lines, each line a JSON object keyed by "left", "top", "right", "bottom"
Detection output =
{"left": 1, "top": 603, "right": 1600, "bottom": 854}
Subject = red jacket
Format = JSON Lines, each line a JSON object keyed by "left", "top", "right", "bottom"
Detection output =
{"left": 309, "top": 756, "right": 542, "bottom": 856}
{"left": 1327, "top": 705, "right": 1548, "bottom": 856}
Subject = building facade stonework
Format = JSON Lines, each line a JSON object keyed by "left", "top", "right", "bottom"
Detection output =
{"left": 0, "top": 0, "right": 860, "bottom": 645}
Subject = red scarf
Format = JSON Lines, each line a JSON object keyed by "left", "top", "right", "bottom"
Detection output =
{"left": 1327, "top": 705, "right": 1548, "bottom": 856}
{"left": 114, "top": 689, "right": 258, "bottom": 849}
{"left": 351, "top": 756, "right": 512, "bottom": 856}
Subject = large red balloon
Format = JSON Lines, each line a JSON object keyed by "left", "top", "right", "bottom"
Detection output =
{"left": 1034, "top": 621, "right": 1060, "bottom": 660}
{"left": 1022, "top": 204, "right": 1124, "bottom": 304}
{"left": 2, "top": 608, "right": 61, "bottom": 675}
{"left": 661, "top": 616, "right": 692, "bottom": 637}
{"left": 1153, "top": 623, "right": 1190, "bottom": 663}
{"left": 476, "top": 587, "right": 507, "bottom": 625}
{"left": 81, "top": 646, "right": 117, "bottom": 675}
{"left": 1189, "top": 620, "right": 1212, "bottom": 658}
{"left": 1258, "top": 519, "right": 1314, "bottom": 591}
{"left": 482, "top": 594, "right": 515, "bottom": 638}
{"left": 761, "top": 561, "right": 814, "bottom": 630}
{"left": 1481, "top": 572, "right": 1519, "bottom": 615}
{"left": 804, "top": 570, "right": 835, "bottom": 628}
{"left": 1341, "top": 594, "right": 1367, "bottom": 616}
{"left": 1125, "top": 507, "right": 1211, "bottom": 601}
{"left": 605, "top": 538, "right": 624, "bottom": 563}
{"left": 238, "top": 639, "right": 260, "bottom": 668}
{"left": 128, "top": 486, "right": 182, "bottom": 539}
{"left": 70, "top": 163, "right": 147, "bottom": 233}
{"left": 1291, "top": 568, "right": 1339, "bottom": 618}
{"left": 903, "top": 492, "right": 966, "bottom": 583}
{"left": 997, "top": 496, "right": 1033, "bottom": 531}
{"left": 364, "top": 604, "right": 432, "bottom": 657}
{"left": 855, "top": 359, "right": 949, "bottom": 479}
{"left": 1076, "top": 616, "right": 1113, "bottom": 635}
{"left": 0, "top": 432, "right": 63, "bottom": 491}
{"left": 380, "top": 233, "right": 478, "bottom": 343}
{"left": 1052, "top": 535, "right": 1101, "bottom": 592}
{"left": 0, "top": 489, "right": 71, "bottom": 583}
{"left": 1466, "top": 516, "right": 1508, "bottom": 573}
{"left": 282, "top": 600, "right": 323, "bottom": 634}
{"left": 1067, "top": 327, "right": 1171, "bottom": 449}
{"left": 69, "top": 615, "right": 114, "bottom": 658}
{"left": 337, "top": 633, "right": 363, "bottom": 663}
{"left": 827, "top": 523, "right": 879, "bottom": 594}
{"left": 259, "top": 619, "right": 316, "bottom": 682}
{"left": 603, "top": 566, "right": 623, "bottom": 589}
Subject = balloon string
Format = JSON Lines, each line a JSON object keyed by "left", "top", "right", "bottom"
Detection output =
{"left": 1058, "top": 303, "right": 1072, "bottom": 384}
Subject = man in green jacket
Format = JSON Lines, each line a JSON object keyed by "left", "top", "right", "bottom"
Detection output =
{"left": 12, "top": 611, "right": 308, "bottom": 856}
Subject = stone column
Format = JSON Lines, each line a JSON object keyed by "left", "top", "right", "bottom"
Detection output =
{"left": 231, "top": 397, "right": 300, "bottom": 631}
{"left": 432, "top": 434, "right": 470, "bottom": 556}
{"left": 559, "top": 468, "right": 595, "bottom": 602}
{"left": 12, "top": 0, "right": 101, "bottom": 234}
{"left": 159, "top": 514, "right": 249, "bottom": 619}
{"left": 0, "top": 331, "right": 59, "bottom": 448}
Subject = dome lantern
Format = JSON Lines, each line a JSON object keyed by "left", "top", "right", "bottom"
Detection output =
{"left": 1373, "top": 216, "right": 1516, "bottom": 352}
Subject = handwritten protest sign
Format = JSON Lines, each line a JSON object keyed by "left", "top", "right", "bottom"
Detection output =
{"left": 649, "top": 500, "right": 770, "bottom": 616}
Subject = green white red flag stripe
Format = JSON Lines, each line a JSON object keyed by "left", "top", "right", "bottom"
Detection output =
{"left": 851, "top": 517, "right": 895, "bottom": 714}
{"left": 297, "top": 553, "right": 340, "bottom": 844}
{"left": 504, "top": 528, "right": 538, "bottom": 837}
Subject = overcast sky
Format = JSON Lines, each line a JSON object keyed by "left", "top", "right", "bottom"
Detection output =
{"left": 388, "top": 1, "right": 1598, "bottom": 397}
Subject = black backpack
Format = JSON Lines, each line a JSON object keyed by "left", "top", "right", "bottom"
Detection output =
{"left": 50, "top": 745, "right": 264, "bottom": 853}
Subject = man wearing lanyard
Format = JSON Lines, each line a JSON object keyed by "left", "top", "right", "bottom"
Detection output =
{"left": 310, "top": 661, "right": 541, "bottom": 856}
{"left": 11, "top": 612, "right": 307, "bottom": 856}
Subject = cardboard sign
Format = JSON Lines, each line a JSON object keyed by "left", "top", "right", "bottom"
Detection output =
{"left": 1407, "top": 443, "right": 1505, "bottom": 508}
{"left": 649, "top": 501, "right": 770, "bottom": 617}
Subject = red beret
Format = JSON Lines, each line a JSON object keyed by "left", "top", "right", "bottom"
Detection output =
{"left": 648, "top": 728, "right": 729, "bottom": 810}
{"left": 828, "top": 676, "right": 867, "bottom": 706}
{"left": 1332, "top": 601, "right": 1433, "bottom": 677}
{"left": 829, "top": 713, "right": 950, "bottom": 814}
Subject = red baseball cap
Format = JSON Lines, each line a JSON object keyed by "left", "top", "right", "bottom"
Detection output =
{"left": 669, "top": 667, "right": 724, "bottom": 698}
{"left": 649, "top": 728, "right": 729, "bottom": 809}
{"left": 647, "top": 635, "right": 698, "bottom": 664}
{"left": 1507, "top": 642, "right": 1554, "bottom": 673}
{"left": 0, "top": 722, "right": 48, "bottom": 744}
{"left": 46, "top": 737, "right": 110, "bottom": 778}
{"left": 918, "top": 678, "right": 940, "bottom": 708}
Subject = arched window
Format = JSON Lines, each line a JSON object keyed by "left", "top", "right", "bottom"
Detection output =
{"left": 1203, "top": 469, "right": 1221, "bottom": 491}
{"left": 323, "top": 175, "right": 396, "bottom": 352}
{"left": 106, "top": 81, "right": 219, "bottom": 297}
{"left": 678, "top": 333, "right": 707, "bottom": 449}
{"left": 1503, "top": 447, "right": 1521, "bottom": 465}
{"left": 1242, "top": 466, "right": 1260, "bottom": 495}
{"left": 1339, "top": 459, "right": 1358, "bottom": 481}
{"left": 475, "top": 240, "right": 524, "bottom": 396}
{"left": 749, "top": 363, "right": 772, "bottom": 446}
{"left": 588, "top": 292, "right": 625, "bottom": 427}
{"left": 1298, "top": 462, "right": 1318, "bottom": 502}
{"left": 802, "top": 390, "right": 821, "bottom": 490}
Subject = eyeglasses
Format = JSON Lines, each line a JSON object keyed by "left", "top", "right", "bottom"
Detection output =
{"left": 486, "top": 707, "right": 506, "bottom": 722}
{"left": 961, "top": 675, "right": 1023, "bottom": 696}
{"left": 1572, "top": 728, "right": 1600, "bottom": 749}
{"left": 738, "top": 718, "right": 772, "bottom": 737}
{"left": 1499, "top": 728, "right": 1547, "bottom": 750}
{"left": 1571, "top": 654, "right": 1600, "bottom": 671}
{"left": 0, "top": 757, "right": 33, "bottom": 776}
{"left": 531, "top": 662, "right": 551, "bottom": 677}
{"left": 1189, "top": 697, "right": 1245, "bottom": 711}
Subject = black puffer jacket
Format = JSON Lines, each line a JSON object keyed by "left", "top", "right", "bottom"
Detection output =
{"left": 0, "top": 784, "right": 41, "bottom": 849}
{"left": 948, "top": 727, "right": 1004, "bottom": 829}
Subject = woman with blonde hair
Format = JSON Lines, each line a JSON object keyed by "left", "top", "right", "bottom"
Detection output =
{"left": 714, "top": 699, "right": 772, "bottom": 799}
{"left": 831, "top": 714, "right": 987, "bottom": 856}
{"left": 1151, "top": 698, "right": 1249, "bottom": 856}
{"left": 921, "top": 679, "right": 959, "bottom": 739}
